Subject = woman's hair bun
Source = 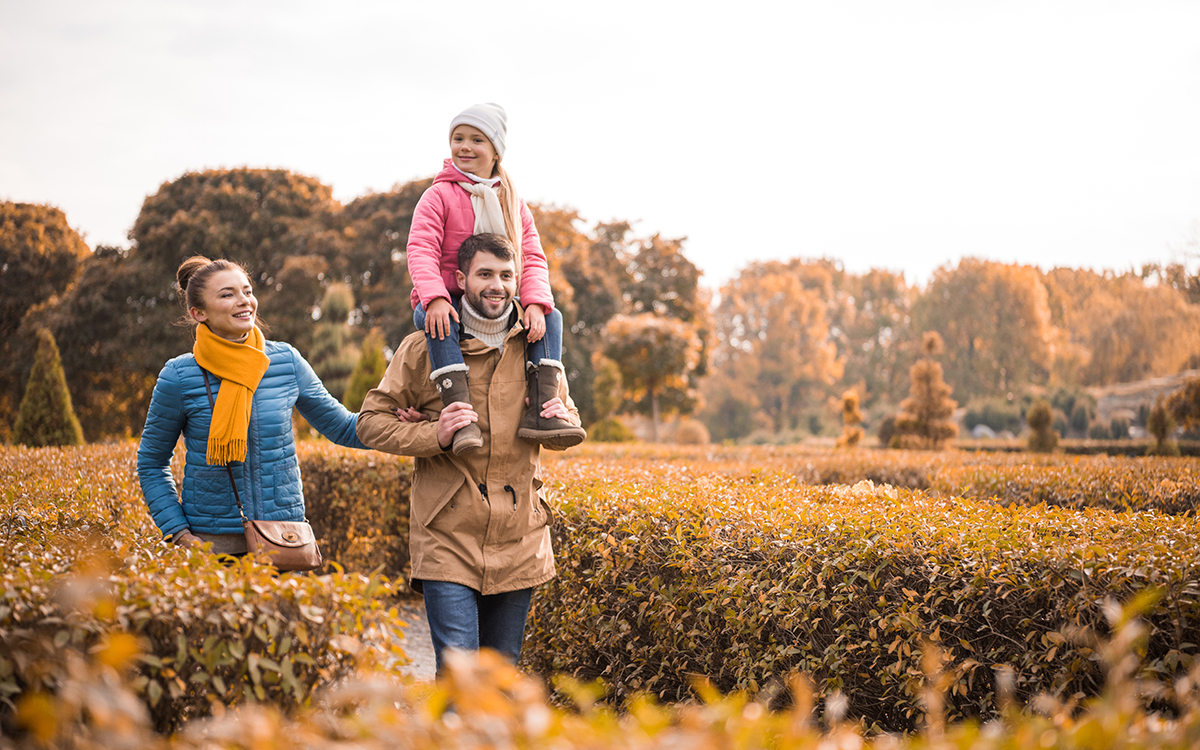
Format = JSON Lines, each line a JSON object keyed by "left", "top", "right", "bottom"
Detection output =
{"left": 176, "top": 256, "right": 212, "bottom": 294}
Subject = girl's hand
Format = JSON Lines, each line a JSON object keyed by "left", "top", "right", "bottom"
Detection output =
{"left": 395, "top": 407, "right": 430, "bottom": 423}
{"left": 437, "top": 401, "right": 478, "bottom": 450}
{"left": 523, "top": 305, "right": 546, "bottom": 343}
{"left": 426, "top": 298, "right": 458, "bottom": 340}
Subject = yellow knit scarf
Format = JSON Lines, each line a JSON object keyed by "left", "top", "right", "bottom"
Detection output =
{"left": 193, "top": 324, "right": 270, "bottom": 465}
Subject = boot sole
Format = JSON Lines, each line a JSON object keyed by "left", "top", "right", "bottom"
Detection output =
{"left": 518, "top": 427, "right": 586, "bottom": 449}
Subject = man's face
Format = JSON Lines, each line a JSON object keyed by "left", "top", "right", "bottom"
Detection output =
{"left": 457, "top": 251, "right": 517, "bottom": 320}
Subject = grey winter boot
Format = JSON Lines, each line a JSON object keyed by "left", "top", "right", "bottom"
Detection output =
{"left": 433, "top": 366, "right": 483, "bottom": 455}
{"left": 517, "top": 360, "right": 586, "bottom": 449}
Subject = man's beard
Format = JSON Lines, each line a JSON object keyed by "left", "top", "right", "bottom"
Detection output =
{"left": 465, "top": 289, "right": 512, "bottom": 320}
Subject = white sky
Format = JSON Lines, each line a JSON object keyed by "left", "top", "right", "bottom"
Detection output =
{"left": 2, "top": 0, "right": 1199, "bottom": 289}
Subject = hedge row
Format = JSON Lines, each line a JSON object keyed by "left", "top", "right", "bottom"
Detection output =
{"left": 0, "top": 442, "right": 411, "bottom": 736}
{"left": 525, "top": 453, "right": 1200, "bottom": 732}
{"left": 558, "top": 443, "right": 1200, "bottom": 513}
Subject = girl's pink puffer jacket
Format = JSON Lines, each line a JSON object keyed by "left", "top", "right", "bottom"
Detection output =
{"left": 407, "top": 159, "right": 554, "bottom": 313}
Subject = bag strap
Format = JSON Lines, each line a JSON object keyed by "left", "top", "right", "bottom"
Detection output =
{"left": 201, "top": 368, "right": 250, "bottom": 523}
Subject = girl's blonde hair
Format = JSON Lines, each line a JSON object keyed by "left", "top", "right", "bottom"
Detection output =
{"left": 494, "top": 163, "right": 524, "bottom": 278}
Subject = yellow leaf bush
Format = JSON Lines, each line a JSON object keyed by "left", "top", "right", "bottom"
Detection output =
{"left": 527, "top": 449, "right": 1200, "bottom": 731}
{"left": 0, "top": 442, "right": 411, "bottom": 735}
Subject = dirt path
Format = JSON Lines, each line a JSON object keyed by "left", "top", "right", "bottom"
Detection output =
{"left": 393, "top": 597, "right": 436, "bottom": 680}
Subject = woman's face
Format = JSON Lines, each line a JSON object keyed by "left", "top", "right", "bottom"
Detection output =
{"left": 189, "top": 269, "right": 258, "bottom": 341}
{"left": 450, "top": 124, "right": 498, "bottom": 178}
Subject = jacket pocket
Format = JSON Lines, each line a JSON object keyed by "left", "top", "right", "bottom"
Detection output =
{"left": 273, "top": 454, "right": 302, "bottom": 510}
{"left": 188, "top": 464, "right": 244, "bottom": 517}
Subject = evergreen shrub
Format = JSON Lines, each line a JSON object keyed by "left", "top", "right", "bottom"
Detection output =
{"left": 13, "top": 328, "right": 84, "bottom": 447}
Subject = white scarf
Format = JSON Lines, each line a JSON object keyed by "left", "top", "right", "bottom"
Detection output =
{"left": 453, "top": 164, "right": 521, "bottom": 249}
{"left": 460, "top": 297, "right": 513, "bottom": 353}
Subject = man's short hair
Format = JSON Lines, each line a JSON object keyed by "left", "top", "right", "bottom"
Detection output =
{"left": 458, "top": 233, "right": 515, "bottom": 274}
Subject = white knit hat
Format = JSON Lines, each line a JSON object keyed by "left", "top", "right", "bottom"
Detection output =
{"left": 449, "top": 103, "right": 508, "bottom": 160}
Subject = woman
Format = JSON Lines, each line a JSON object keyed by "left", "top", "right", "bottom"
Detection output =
{"left": 137, "top": 255, "right": 365, "bottom": 554}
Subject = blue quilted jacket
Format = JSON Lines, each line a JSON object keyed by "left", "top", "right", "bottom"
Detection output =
{"left": 137, "top": 340, "right": 366, "bottom": 538}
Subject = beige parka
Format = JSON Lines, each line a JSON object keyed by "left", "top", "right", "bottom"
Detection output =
{"left": 356, "top": 308, "right": 579, "bottom": 595}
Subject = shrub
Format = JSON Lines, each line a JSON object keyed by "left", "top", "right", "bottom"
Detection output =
{"left": 1025, "top": 399, "right": 1058, "bottom": 453}
{"left": 342, "top": 327, "right": 388, "bottom": 411}
{"left": 17, "top": 615, "right": 1200, "bottom": 750}
{"left": 1088, "top": 423, "right": 1111, "bottom": 440}
{"left": 891, "top": 332, "right": 957, "bottom": 450}
{"left": 590, "top": 417, "right": 635, "bottom": 443}
{"left": 836, "top": 390, "right": 864, "bottom": 448}
{"left": 673, "top": 419, "right": 710, "bottom": 445}
{"left": 298, "top": 442, "right": 412, "bottom": 584}
{"left": 13, "top": 328, "right": 83, "bottom": 447}
{"left": 0, "top": 443, "right": 412, "bottom": 735}
{"left": 877, "top": 414, "right": 896, "bottom": 448}
{"left": 524, "top": 455, "right": 1200, "bottom": 732}
{"left": 1110, "top": 417, "right": 1131, "bottom": 439}
{"left": 1146, "top": 398, "right": 1180, "bottom": 457}
{"left": 963, "top": 398, "right": 1023, "bottom": 434}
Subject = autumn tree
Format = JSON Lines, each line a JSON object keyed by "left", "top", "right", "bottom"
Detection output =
{"left": 0, "top": 202, "right": 91, "bottom": 438}
{"left": 839, "top": 268, "right": 916, "bottom": 407}
{"left": 837, "top": 389, "right": 864, "bottom": 448}
{"left": 342, "top": 328, "right": 388, "bottom": 411}
{"left": 1165, "top": 377, "right": 1200, "bottom": 432}
{"left": 912, "top": 259, "right": 1055, "bottom": 401}
{"left": 601, "top": 313, "right": 701, "bottom": 442}
{"left": 14, "top": 328, "right": 83, "bottom": 447}
{"left": 704, "top": 260, "right": 843, "bottom": 435}
{"left": 1025, "top": 398, "right": 1058, "bottom": 453}
{"left": 892, "top": 332, "right": 958, "bottom": 449}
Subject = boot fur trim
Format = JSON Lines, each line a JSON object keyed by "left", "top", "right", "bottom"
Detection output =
{"left": 429, "top": 363, "right": 470, "bottom": 382}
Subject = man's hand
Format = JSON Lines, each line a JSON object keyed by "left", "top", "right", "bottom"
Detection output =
{"left": 523, "top": 305, "right": 546, "bottom": 343}
{"left": 527, "top": 395, "right": 574, "bottom": 424}
{"left": 437, "top": 400, "right": 478, "bottom": 450}
{"left": 173, "top": 530, "right": 203, "bottom": 548}
{"left": 425, "top": 298, "right": 458, "bottom": 340}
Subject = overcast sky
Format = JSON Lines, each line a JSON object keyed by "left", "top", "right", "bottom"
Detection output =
{"left": 2, "top": 0, "right": 1199, "bottom": 289}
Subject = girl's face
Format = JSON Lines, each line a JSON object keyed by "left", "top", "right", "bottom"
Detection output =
{"left": 450, "top": 124, "right": 498, "bottom": 178}
{"left": 189, "top": 269, "right": 258, "bottom": 341}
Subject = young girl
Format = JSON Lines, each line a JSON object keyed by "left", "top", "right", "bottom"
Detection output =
{"left": 407, "top": 102, "right": 585, "bottom": 455}
{"left": 137, "top": 256, "right": 365, "bottom": 554}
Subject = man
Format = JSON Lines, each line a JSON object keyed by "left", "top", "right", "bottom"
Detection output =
{"left": 357, "top": 232, "right": 583, "bottom": 672}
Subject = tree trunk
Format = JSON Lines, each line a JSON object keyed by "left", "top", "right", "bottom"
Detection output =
{"left": 651, "top": 389, "right": 660, "bottom": 443}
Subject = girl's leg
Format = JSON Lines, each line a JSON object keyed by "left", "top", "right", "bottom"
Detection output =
{"left": 414, "top": 298, "right": 481, "bottom": 455}
{"left": 525, "top": 306, "right": 563, "bottom": 366}
{"left": 413, "top": 300, "right": 466, "bottom": 372}
{"left": 518, "top": 305, "right": 585, "bottom": 448}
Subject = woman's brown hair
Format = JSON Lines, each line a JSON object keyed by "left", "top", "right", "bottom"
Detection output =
{"left": 175, "top": 256, "right": 267, "bottom": 333}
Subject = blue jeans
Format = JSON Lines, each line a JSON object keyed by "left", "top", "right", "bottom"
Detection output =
{"left": 421, "top": 580, "right": 533, "bottom": 674}
{"left": 414, "top": 298, "right": 564, "bottom": 372}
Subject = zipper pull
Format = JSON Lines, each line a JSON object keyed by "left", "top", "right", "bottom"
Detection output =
{"left": 504, "top": 484, "right": 516, "bottom": 509}
{"left": 478, "top": 483, "right": 488, "bottom": 501}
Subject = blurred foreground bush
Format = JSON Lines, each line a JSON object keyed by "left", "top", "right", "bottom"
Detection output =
{"left": 7, "top": 599, "right": 1200, "bottom": 749}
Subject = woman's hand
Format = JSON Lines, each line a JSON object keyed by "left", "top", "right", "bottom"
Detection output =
{"left": 437, "top": 401, "right": 478, "bottom": 450}
{"left": 425, "top": 298, "right": 458, "bottom": 340}
{"left": 395, "top": 407, "right": 430, "bottom": 423}
{"left": 523, "top": 305, "right": 546, "bottom": 343}
{"left": 173, "top": 530, "right": 203, "bottom": 548}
